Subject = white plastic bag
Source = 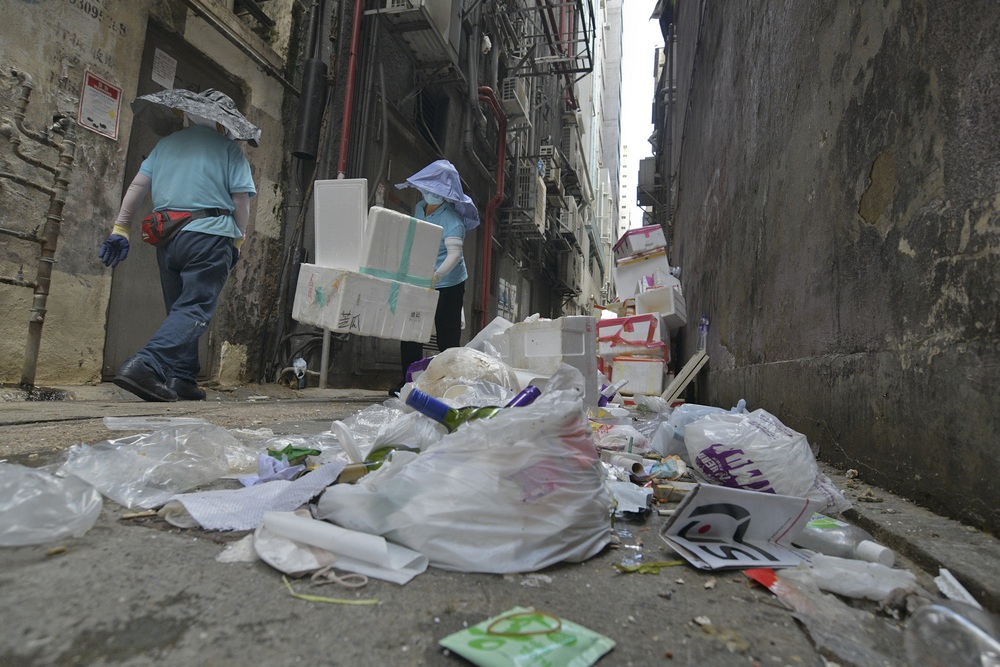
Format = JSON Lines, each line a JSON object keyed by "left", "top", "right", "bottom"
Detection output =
{"left": 413, "top": 347, "right": 519, "bottom": 398}
{"left": 57, "top": 424, "right": 232, "bottom": 509}
{"left": 684, "top": 408, "right": 850, "bottom": 514}
{"left": 314, "top": 365, "right": 612, "bottom": 573}
{"left": 0, "top": 463, "right": 103, "bottom": 546}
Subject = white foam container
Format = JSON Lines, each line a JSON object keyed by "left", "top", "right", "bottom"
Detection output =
{"left": 313, "top": 179, "right": 368, "bottom": 271}
{"left": 613, "top": 225, "right": 667, "bottom": 261}
{"left": 360, "top": 206, "right": 442, "bottom": 288}
{"left": 611, "top": 356, "right": 665, "bottom": 396}
{"left": 635, "top": 285, "right": 687, "bottom": 331}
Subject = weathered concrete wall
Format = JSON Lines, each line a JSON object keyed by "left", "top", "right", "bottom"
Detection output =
{"left": 670, "top": 0, "right": 1000, "bottom": 533}
{"left": 0, "top": 0, "right": 296, "bottom": 386}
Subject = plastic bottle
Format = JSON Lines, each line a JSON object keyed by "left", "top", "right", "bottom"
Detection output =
{"left": 904, "top": 601, "right": 1000, "bottom": 667}
{"left": 504, "top": 385, "right": 541, "bottom": 407}
{"left": 792, "top": 513, "right": 895, "bottom": 566}
{"left": 696, "top": 315, "right": 709, "bottom": 352}
{"left": 405, "top": 388, "right": 506, "bottom": 432}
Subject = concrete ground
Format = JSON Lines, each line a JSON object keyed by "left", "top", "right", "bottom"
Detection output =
{"left": 1, "top": 382, "right": 998, "bottom": 666}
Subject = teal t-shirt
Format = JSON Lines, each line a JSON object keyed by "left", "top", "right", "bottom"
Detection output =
{"left": 139, "top": 124, "right": 256, "bottom": 238}
{"left": 416, "top": 200, "right": 467, "bottom": 288}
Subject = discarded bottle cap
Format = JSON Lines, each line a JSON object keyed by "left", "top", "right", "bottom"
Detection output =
{"left": 856, "top": 539, "right": 895, "bottom": 567}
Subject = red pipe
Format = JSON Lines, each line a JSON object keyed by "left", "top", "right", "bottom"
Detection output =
{"left": 476, "top": 86, "right": 507, "bottom": 331}
{"left": 337, "top": 0, "right": 365, "bottom": 177}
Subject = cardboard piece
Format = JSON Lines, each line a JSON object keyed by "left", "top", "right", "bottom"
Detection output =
{"left": 661, "top": 349, "right": 708, "bottom": 402}
{"left": 660, "top": 484, "right": 816, "bottom": 570}
{"left": 292, "top": 263, "right": 438, "bottom": 343}
{"left": 359, "top": 206, "right": 442, "bottom": 288}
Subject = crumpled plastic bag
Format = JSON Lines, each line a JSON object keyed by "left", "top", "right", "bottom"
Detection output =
{"left": 684, "top": 408, "right": 850, "bottom": 514}
{"left": 648, "top": 400, "right": 746, "bottom": 461}
{"left": 57, "top": 424, "right": 233, "bottom": 509}
{"left": 0, "top": 463, "right": 103, "bottom": 546}
{"left": 413, "top": 347, "right": 518, "bottom": 398}
{"left": 314, "top": 365, "right": 612, "bottom": 573}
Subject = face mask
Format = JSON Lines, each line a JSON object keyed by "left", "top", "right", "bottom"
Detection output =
{"left": 423, "top": 192, "right": 444, "bottom": 205}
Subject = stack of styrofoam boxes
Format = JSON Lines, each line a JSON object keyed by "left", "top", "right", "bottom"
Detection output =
{"left": 605, "top": 226, "right": 687, "bottom": 397}
{"left": 489, "top": 315, "right": 599, "bottom": 407}
{"left": 292, "top": 179, "right": 443, "bottom": 343}
{"left": 597, "top": 314, "right": 668, "bottom": 397}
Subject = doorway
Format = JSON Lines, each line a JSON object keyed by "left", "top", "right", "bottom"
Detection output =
{"left": 102, "top": 21, "right": 246, "bottom": 380}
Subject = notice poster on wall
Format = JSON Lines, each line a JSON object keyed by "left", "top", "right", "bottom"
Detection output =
{"left": 78, "top": 70, "right": 122, "bottom": 140}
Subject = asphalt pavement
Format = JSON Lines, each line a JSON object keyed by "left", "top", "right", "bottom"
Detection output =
{"left": 1, "top": 381, "right": 998, "bottom": 666}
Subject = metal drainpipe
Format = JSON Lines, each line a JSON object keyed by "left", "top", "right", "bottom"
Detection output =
{"left": 0, "top": 72, "right": 77, "bottom": 387}
{"left": 476, "top": 86, "right": 506, "bottom": 332}
{"left": 320, "top": 0, "right": 364, "bottom": 389}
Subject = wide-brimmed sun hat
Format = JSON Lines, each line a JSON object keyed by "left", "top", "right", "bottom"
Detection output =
{"left": 395, "top": 159, "right": 480, "bottom": 231}
{"left": 131, "top": 88, "right": 261, "bottom": 147}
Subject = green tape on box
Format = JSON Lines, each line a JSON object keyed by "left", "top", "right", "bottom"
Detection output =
{"left": 439, "top": 607, "right": 616, "bottom": 667}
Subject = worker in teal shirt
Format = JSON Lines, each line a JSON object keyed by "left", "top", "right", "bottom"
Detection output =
{"left": 98, "top": 89, "right": 258, "bottom": 402}
{"left": 392, "top": 159, "right": 479, "bottom": 394}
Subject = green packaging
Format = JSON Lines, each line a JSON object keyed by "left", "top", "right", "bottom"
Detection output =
{"left": 439, "top": 606, "right": 616, "bottom": 667}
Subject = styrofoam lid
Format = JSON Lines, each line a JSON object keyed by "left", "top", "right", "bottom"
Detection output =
{"left": 857, "top": 540, "right": 895, "bottom": 566}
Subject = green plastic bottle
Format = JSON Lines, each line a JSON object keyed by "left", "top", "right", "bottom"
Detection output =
{"left": 404, "top": 386, "right": 540, "bottom": 433}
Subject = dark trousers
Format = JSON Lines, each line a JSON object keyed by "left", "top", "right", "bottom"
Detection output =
{"left": 136, "top": 231, "right": 234, "bottom": 383}
{"left": 400, "top": 280, "right": 465, "bottom": 379}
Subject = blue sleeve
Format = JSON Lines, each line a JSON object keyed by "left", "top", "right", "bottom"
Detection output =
{"left": 443, "top": 207, "right": 465, "bottom": 240}
{"left": 227, "top": 143, "right": 256, "bottom": 196}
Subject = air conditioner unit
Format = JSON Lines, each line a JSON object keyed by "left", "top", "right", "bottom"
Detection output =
{"left": 500, "top": 77, "right": 528, "bottom": 119}
{"left": 371, "top": 0, "right": 460, "bottom": 71}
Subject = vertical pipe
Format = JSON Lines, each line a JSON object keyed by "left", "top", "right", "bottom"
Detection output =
{"left": 21, "top": 120, "right": 76, "bottom": 387}
{"left": 476, "top": 86, "right": 507, "bottom": 331}
{"left": 336, "top": 0, "right": 365, "bottom": 177}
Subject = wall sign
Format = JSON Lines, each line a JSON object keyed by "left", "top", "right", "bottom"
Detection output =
{"left": 78, "top": 69, "right": 122, "bottom": 140}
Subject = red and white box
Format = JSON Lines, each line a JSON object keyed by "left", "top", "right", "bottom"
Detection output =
{"left": 613, "top": 225, "right": 667, "bottom": 262}
{"left": 597, "top": 314, "right": 668, "bottom": 361}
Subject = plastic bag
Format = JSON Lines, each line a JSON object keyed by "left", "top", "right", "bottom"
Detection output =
{"left": 57, "top": 424, "right": 233, "bottom": 509}
{"left": 0, "top": 463, "right": 103, "bottom": 546}
{"left": 684, "top": 408, "right": 850, "bottom": 514}
{"left": 314, "top": 365, "right": 612, "bottom": 573}
{"left": 648, "top": 400, "right": 746, "bottom": 461}
{"left": 413, "top": 347, "right": 519, "bottom": 398}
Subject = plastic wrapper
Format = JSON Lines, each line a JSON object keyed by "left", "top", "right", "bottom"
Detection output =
{"left": 684, "top": 408, "right": 850, "bottom": 514}
{"left": 0, "top": 463, "right": 103, "bottom": 546}
{"left": 315, "top": 365, "right": 612, "bottom": 573}
{"left": 57, "top": 424, "right": 233, "bottom": 509}
{"left": 648, "top": 400, "right": 746, "bottom": 461}
{"left": 592, "top": 424, "right": 648, "bottom": 453}
{"left": 413, "top": 347, "right": 518, "bottom": 398}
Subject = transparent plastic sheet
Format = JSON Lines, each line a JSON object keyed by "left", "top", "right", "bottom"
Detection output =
{"left": 438, "top": 380, "right": 514, "bottom": 407}
{"left": 684, "top": 408, "right": 851, "bottom": 515}
{"left": 103, "top": 416, "right": 260, "bottom": 475}
{"left": 763, "top": 571, "right": 902, "bottom": 667}
{"left": 779, "top": 554, "right": 921, "bottom": 604}
{"left": 57, "top": 424, "right": 233, "bottom": 509}
{"left": 371, "top": 412, "right": 448, "bottom": 452}
{"left": 0, "top": 463, "right": 103, "bottom": 546}
{"left": 315, "top": 365, "right": 613, "bottom": 573}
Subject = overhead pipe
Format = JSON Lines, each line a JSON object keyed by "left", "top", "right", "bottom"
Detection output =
{"left": 476, "top": 86, "right": 507, "bottom": 331}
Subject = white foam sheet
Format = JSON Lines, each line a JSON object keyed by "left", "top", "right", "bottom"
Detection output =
{"left": 259, "top": 511, "right": 428, "bottom": 585}
{"left": 167, "top": 462, "right": 346, "bottom": 531}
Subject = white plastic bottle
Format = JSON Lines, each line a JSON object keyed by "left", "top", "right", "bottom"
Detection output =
{"left": 792, "top": 513, "right": 895, "bottom": 566}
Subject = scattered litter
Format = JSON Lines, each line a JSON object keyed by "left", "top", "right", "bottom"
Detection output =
{"left": 856, "top": 489, "right": 883, "bottom": 503}
{"left": 0, "top": 463, "right": 103, "bottom": 546}
{"left": 704, "top": 577, "right": 716, "bottom": 589}
{"left": 845, "top": 469, "right": 859, "bottom": 479}
{"left": 780, "top": 553, "right": 921, "bottom": 604}
{"left": 159, "top": 460, "right": 345, "bottom": 531}
{"left": 216, "top": 534, "right": 258, "bottom": 564}
{"left": 935, "top": 568, "right": 983, "bottom": 609}
{"left": 439, "top": 607, "right": 616, "bottom": 667}
{"left": 693, "top": 616, "right": 711, "bottom": 626}
{"left": 614, "top": 560, "right": 684, "bottom": 574}
{"left": 518, "top": 574, "right": 553, "bottom": 587}
{"left": 46, "top": 546, "right": 67, "bottom": 556}
{"left": 281, "top": 576, "right": 379, "bottom": 606}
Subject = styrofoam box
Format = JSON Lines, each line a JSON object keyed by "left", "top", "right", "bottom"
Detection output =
{"left": 612, "top": 356, "right": 665, "bottom": 396}
{"left": 493, "top": 315, "right": 599, "bottom": 406}
{"left": 314, "top": 179, "right": 368, "bottom": 271}
{"left": 597, "top": 314, "right": 667, "bottom": 360}
{"left": 292, "top": 263, "right": 438, "bottom": 343}
{"left": 635, "top": 285, "right": 687, "bottom": 331}
{"left": 360, "top": 206, "right": 442, "bottom": 288}
{"left": 612, "top": 249, "right": 672, "bottom": 300}
{"left": 613, "top": 225, "right": 667, "bottom": 261}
